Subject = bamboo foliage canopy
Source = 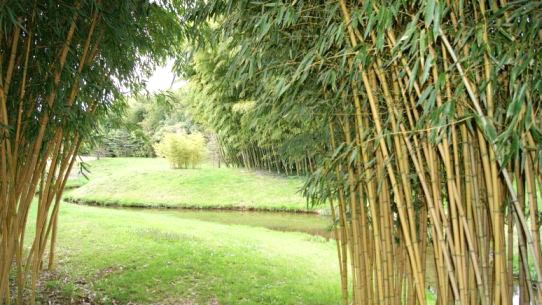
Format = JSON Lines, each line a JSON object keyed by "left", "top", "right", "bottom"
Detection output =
{"left": 188, "top": 0, "right": 542, "bottom": 304}
{"left": 0, "top": 0, "right": 211, "bottom": 303}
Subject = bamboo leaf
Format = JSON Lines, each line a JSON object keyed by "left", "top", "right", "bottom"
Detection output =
{"left": 424, "top": 0, "right": 435, "bottom": 27}
{"left": 507, "top": 83, "right": 527, "bottom": 118}
{"left": 408, "top": 60, "right": 419, "bottom": 92}
{"left": 421, "top": 53, "right": 433, "bottom": 85}
{"left": 419, "top": 29, "right": 427, "bottom": 61}
{"left": 432, "top": 1, "right": 443, "bottom": 38}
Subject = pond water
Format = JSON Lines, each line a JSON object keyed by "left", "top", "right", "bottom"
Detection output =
{"left": 139, "top": 208, "right": 333, "bottom": 238}
{"left": 159, "top": 209, "right": 331, "bottom": 238}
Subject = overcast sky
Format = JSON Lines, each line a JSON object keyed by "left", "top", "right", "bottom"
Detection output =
{"left": 144, "top": 59, "right": 186, "bottom": 93}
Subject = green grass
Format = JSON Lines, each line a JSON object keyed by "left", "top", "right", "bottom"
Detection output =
{"left": 64, "top": 176, "right": 89, "bottom": 190}
{"left": 65, "top": 158, "right": 310, "bottom": 212}
{"left": 31, "top": 203, "right": 341, "bottom": 305}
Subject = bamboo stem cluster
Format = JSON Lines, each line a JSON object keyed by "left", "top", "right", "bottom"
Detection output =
{"left": 0, "top": 0, "right": 188, "bottom": 303}
{"left": 218, "top": 140, "right": 316, "bottom": 176}
{"left": 0, "top": 3, "right": 102, "bottom": 303}
{"left": 322, "top": 1, "right": 542, "bottom": 304}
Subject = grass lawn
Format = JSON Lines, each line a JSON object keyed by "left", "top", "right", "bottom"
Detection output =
{"left": 32, "top": 203, "right": 342, "bottom": 305}
{"left": 64, "top": 176, "right": 89, "bottom": 190}
{"left": 65, "top": 158, "right": 310, "bottom": 212}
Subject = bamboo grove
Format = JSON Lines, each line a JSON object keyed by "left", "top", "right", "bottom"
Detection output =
{"left": 187, "top": 46, "right": 320, "bottom": 176}
{"left": 188, "top": 1, "right": 542, "bottom": 304}
{"left": 0, "top": 1, "right": 195, "bottom": 303}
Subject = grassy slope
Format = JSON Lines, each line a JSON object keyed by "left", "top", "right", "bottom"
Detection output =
{"left": 34, "top": 203, "right": 341, "bottom": 305}
{"left": 65, "top": 158, "right": 309, "bottom": 211}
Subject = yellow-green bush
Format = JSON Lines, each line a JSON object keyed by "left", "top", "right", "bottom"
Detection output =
{"left": 155, "top": 132, "right": 206, "bottom": 169}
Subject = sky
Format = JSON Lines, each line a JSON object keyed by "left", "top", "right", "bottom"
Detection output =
{"left": 144, "top": 59, "right": 186, "bottom": 93}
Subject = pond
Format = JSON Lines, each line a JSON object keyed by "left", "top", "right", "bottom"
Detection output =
{"left": 146, "top": 208, "right": 333, "bottom": 238}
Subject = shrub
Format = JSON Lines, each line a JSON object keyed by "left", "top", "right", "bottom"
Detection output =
{"left": 155, "top": 132, "right": 206, "bottom": 169}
